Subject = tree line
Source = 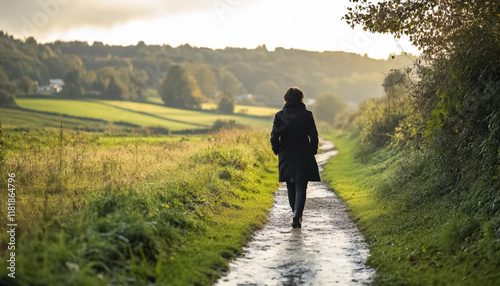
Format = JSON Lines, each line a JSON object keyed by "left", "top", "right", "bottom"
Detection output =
{"left": 0, "top": 31, "right": 412, "bottom": 111}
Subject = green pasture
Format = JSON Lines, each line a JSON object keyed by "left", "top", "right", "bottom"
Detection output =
{"left": 15, "top": 99, "right": 273, "bottom": 131}
{"left": 201, "top": 103, "right": 279, "bottom": 116}
{"left": 101, "top": 100, "right": 272, "bottom": 129}
{"left": 147, "top": 89, "right": 279, "bottom": 116}
{"left": 0, "top": 107, "right": 117, "bottom": 131}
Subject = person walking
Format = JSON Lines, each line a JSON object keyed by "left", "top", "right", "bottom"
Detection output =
{"left": 270, "top": 87, "right": 321, "bottom": 228}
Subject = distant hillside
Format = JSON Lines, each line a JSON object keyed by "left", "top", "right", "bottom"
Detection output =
{"left": 0, "top": 31, "right": 416, "bottom": 107}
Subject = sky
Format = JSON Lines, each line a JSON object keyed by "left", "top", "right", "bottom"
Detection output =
{"left": 0, "top": 0, "right": 420, "bottom": 60}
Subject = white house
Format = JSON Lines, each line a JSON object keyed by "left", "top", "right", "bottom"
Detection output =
{"left": 37, "top": 79, "right": 64, "bottom": 93}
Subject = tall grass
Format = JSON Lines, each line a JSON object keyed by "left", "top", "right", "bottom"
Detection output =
{"left": 0, "top": 126, "right": 205, "bottom": 231}
{"left": 0, "top": 127, "right": 279, "bottom": 285}
{"left": 323, "top": 132, "right": 500, "bottom": 285}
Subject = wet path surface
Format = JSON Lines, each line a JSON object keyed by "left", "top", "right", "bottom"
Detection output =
{"left": 214, "top": 139, "right": 375, "bottom": 286}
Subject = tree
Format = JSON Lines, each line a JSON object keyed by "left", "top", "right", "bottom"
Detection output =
{"left": 158, "top": 65, "right": 202, "bottom": 109}
{"left": 217, "top": 92, "right": 235, "bottom": 114}
{"left": 344, "top": 0, "right": 499, "bottom": 58}
{"left": 0, "top": 69, "right": 16, "bottom": 95}
{"left": 106, "top": 75, "right": 127, "bottom": 100}
{"left": 19, "top": 76, "right": 37, "bottom": 95}
{"left": 311, "top": 94, "right": 345, "bottom": 125}
{"left": 0, "top": 90, "right": 16, "bottom": 107}
{"left": 218, "top": 69, "right": 242, "bottom": 95}
{"left": 254, "top": 79, "right": 281, "bottom": 106}
{"left": 382, "top": 70, "right": 408, "bottom": 114}
{"left": 254, "top": 80, "right": 280, "bottom": 98}
{"left": 193, "top": 64, "right": 218, "bottom": 100}
{"left": 63, "top": 68, "right": 86, "bottom": 97}
{"left": 0, "top": 69, "right": 16, "bottom": 106}
{"left": 46, "top": 54, "right": 83, "bottom": 79}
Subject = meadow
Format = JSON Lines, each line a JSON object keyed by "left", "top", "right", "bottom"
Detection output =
{"left": 147, "top": 89, "right": 279, "bottom": 116}
{"left": 201, "top": 103, "right": 279, "bottom": 117}
{"left": 15, "top": 98, "right": 274, "bottom": 132}
{"left": 0, "top": 110, "right": 280, "bottom": 285}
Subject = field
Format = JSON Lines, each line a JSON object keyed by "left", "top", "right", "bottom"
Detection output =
{"left": 201, "top": 103, "right": 279, "bottom": 116}
{"left": 15, "top": 98, "right": 273, "bottom": 131}
{"left": 0, "top": 107, "right": 129, "bottom": 132}
{"left": 0, "top": 97, "right": 282, "bottom": 285}
{"left": 0, "top": 125, "right": 280, "bottom": 285}
{"left": 146, "top": 89, "right": 279, "bottom": 117}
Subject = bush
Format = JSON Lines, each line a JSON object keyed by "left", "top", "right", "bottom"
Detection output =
{"left": 212, "top": 119, "right": 247, "bottom": 131}
{"left": 217, "top": 92, "right": 235, "bottom": 114}
{"left": 0, "top": 90, "right": 16, "bottom": 107}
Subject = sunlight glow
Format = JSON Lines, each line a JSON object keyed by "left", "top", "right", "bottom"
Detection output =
{"left": 8, "top": 0, "right": 420, "bottom": 59}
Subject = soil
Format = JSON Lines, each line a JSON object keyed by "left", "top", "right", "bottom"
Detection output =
{"left": 214, "top": 139, "right": 375, "bottom": 286}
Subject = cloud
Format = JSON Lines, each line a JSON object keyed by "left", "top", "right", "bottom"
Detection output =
{"left": 0, "top": 0, "right": 260, "bottom": 38}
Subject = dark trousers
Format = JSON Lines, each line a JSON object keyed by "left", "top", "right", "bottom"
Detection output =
{"left": 286, "top": 181, "right": 307, "bottom": 219}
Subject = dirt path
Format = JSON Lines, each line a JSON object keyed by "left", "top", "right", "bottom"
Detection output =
{"left": 214, "top": 139, "right": 375, "bottom": 286}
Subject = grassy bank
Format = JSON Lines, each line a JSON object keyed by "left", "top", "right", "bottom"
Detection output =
{"left": 323, "top": 132, "right": 500, "bottom": 285}
{"left": 0, "top": 128, "right": 279, "bottom": 285}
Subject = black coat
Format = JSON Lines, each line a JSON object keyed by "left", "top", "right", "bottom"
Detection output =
{"left": 270, "top": 101, "right": 321, "bottom": 182}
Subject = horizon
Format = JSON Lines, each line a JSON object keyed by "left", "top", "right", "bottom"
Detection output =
{"left": 1, "top": 29, "right": 417, "bottom": 61}
{"left": 0, "top": 0, "right": 421, "bottom": 60}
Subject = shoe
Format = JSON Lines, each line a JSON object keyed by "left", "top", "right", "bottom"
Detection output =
{"left": 292, "top": 217, "right": 302, "bottom": 228}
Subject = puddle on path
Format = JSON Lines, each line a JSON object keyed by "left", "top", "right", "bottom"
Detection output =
{"left": 215, "top": 139, "right": 375, "bottom": 286}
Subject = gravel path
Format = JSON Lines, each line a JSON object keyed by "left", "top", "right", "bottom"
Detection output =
{"left": 214, "top": 139, "right": 375, "bottom": 286}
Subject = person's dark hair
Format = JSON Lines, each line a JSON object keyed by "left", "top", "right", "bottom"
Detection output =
{"left": 283, "top": 87, "right": 304, "bottom": 103}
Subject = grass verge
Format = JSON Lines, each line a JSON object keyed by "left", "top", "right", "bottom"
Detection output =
{"left": 322, "top": 131, "right": 500, "bottom": 286}
{"left": 0, "top": 129, "right": 279, "bottom": 285}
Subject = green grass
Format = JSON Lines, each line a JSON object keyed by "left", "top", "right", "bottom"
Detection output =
{"left": 146, "top": 88, "right": 278, "bottom": 116}
{"left": 146, "top": 89, "right": 163, "bottom": 104}
{"left": 0, "top": 107, "right": 129, "bottom": 132}
{"left": 0, "top": 128, "right": 280, "bottom": 285}
{"left": 201, "top": 103, "right": 279, "bottom": 117}
{"left": 323, "top": 131, "right": 500, "bottom": 286}
{"left": 16, "top": 98, "right": 273, "bottom": 131}
{"left": 102, "top": 100, "right": 272, "bottom": 129}
{"left": 16, "top": 99, "right": 200, "bottom": 131}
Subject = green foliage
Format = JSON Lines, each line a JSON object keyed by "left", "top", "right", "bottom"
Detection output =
{"left": 63, "top": 68, "right": 87, "bottom": 98}
{"left": 311, "top": 94, "right": 345, "bottom": 125}
{"left": 0, "top": 69, "right": 17, "bottom": 107}
{"left": 0, "top": 32, "right": 414, "bottom": 107}
{"left": 159, "top": 65, "right": 203, "bottom": 109}
{"left": 0, "top": 69, "right": 16, "bottom": 94}
{"left": 353, "top": 70, "right": 410, "bottom": 157}
{"left": 218, "top": 69, "right": 242, "bottom": 96}
{"left": 106, "top": 75, "right": 127, "bottom": 100}
{"left": 0, "top": 91, "right": 16, "bottom": 107}
{"left": 323, "top": 132, "right": 500, "bottom": 285}
{"left": 183, "top": 63, "right": 218, "bottom": 100}
{"left": 211, "top": 119, "right": 247, "bottom": 131}
{"left": 344, "top": 0, "right": 500, "bottom": 58}
{"left": 217, "top": 91, "right": 235, "bottom": 114}
{"left": 0, "top": 129, "right": 279, "bottom": 285}
{"left": 18, "top": 75, "right": 37, "bottom": 95}
{"left": 254, "top": 80, "right": 280, "bottom": 105}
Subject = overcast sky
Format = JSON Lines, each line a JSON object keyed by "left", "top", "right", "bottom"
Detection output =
{"left": 0, "top": 0, "right": 420, "bottom": 59}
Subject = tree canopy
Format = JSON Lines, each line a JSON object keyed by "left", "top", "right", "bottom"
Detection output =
{"left": 217, "top": 91, "right": 235, "bottom": 114}
{"left": 344, "top": 0, "right": 500, "bottom": 58}
{"left": 159, "top": 65, "right": 202, "bottom": 109}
